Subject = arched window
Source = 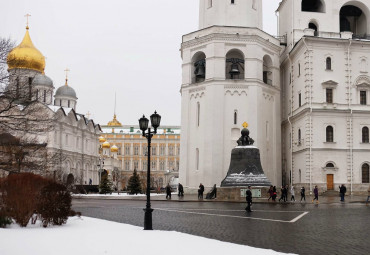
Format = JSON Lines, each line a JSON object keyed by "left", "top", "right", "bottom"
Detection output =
{"left": 362, "top": 163, "right": 369, "bottom": 183}
{"left": 326, "top": 57, "right": 332, "bottom": 70}
{"left": 226, "top": 49, "right": 245, "bottom": 80}
{"left": 302, "top": 0, "right": 325, "bottom": 13}
{"left": 197, "top": 102, "right": 200, "bottom": 127}
{"left": 309, "top": 22, "right": 318, "bottom": 36}
{"left": 263, "top": 55, "right": 273, "bottom": 85}
{"left": 340, "top": 5, "right": 367, "bottom": 35}
{"left": 326, "top": 126, "right": 334, "bottom": 142}
{"left": 192, "top": 52, "right": 206, "bottom": 83}
{"left": 234, "top": 110, "right": 237, "bottom": 125}
{"left": 326, "top": 163, "right": 334, "bottom": 168}
{"left": 362, "top": 127, "right": 369, "bottom": 143}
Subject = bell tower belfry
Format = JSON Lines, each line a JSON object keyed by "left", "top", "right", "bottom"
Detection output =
{"left": 179, "top": 0, "right": 282, "bottom": 191}
{"left": 199, "top": 0, "right": 262, "bottom": 29}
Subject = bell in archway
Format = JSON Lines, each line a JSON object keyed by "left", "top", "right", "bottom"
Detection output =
{"left": 195, "top": 64, "right": 206, "bottom": 78}
{"left": 229, "top": 63, "right": 240, "bottom": 77}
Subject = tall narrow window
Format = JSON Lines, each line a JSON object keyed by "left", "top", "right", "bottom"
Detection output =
{"left": 234, "top": 111, "right": 237, "bottom": 125}
{"left": 298, "top": 63, "right": 301, "bottom": 76}
{"left": 326, "top": 88, "right": 333, "bottom": 103}
{"left": 362, "top": 127, "right": 369, "bottom": 143}
{"left": 298, "top": 93, "right": 302, "bottom": 107}
{"left": 43, "top": 90, "right": 46, "bottom": 103}
{"left": 326, "top": 126, "right": 334, "bottom": 142}
{"left": 36, "top": 89, "right": 39, "bottom": 100}
{"left": 68, "top": 100, "right": 70, "bottom": 108}
{"left": 197, "top": 102, "right": 200, "bottom": 127}
{"left": 298, "top": 129, "right": 301, "bottom": 144}
{"left": 16, "top": 78, "right": 19, "bottom": 97}
{"left": 326, "top": 57, "right": 332, "bottom": 70}
{"left": 196, "top": 148, "right": 199, "bottom": 170}
{"left": 360, "top": 91, "right": 367, "bottom": 105}
{"left": 362, "top": 163, "right": 369, "bottom": 183}
{"left": 208, "top": 0, "right": 212, "bottom": 8}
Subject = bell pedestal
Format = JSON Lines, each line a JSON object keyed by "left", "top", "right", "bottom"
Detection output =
{"left": 221, "top": 145, "right": 272, "bottom": 187}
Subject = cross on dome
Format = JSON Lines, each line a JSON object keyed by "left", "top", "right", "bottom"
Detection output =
{"left": 25, "top": 13, "right": 31, "bottom": 29}
{"left": 64, "top": 68, "right": 70, "bottom": 86}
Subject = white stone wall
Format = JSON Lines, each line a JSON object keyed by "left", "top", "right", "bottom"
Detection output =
{"left": 199, "top": 0, "right": 262, "bottom": 30}
{"left": 180, "top": 26, "right": 281, "bottom": 189}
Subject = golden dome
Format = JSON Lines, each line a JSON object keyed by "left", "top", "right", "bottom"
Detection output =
{"left": 102, "top": 141, "right": 111, "bottom": 148}
{"left": 99, "top": 136, "right": 106, "bottom": 143}
{"left": 7, "top": 27, "right": 45, "bottom": 73}
{"left": 110, "top": 145, "right": 118, "bottom": 152}
{"left": 107, "top": 114, "right": 122, "bottom": 127}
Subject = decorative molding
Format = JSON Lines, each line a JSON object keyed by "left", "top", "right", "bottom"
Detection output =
{"left": 225, "top": 90, "right": 247, "bottom": 96}
{"left": 263, "top": 92, "right": 274, "bottom": 101}
{"left": 354, "top": 75, "right": 370, "bottom": 87}
{"left": 189, "top": 86, "right": 206, "bottom": 93}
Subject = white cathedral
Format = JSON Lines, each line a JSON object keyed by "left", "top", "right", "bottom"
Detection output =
{"left": 3, "top": 25, "right": 101, "bottom": 184}
{"left": 179, "top": 0, "right": 370, "bottom": 194}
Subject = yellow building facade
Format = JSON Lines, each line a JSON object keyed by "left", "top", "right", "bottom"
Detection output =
{"left": 100, "top": 115, "right": 180, "bottom": 191}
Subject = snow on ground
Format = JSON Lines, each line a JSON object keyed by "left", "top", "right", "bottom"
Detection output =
{"left": 0, "top": 216, "right": 292, "bottom": 255}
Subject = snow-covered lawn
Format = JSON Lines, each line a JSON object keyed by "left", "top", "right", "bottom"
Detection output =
{"left": 0, "top": 216, "right": 291, "bottom": 255}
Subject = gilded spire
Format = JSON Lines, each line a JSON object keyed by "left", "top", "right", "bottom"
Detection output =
{"left": 64, "top": 68, "right": 70, "bottom": 86}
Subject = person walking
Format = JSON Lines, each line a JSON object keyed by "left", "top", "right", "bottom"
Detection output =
{"left": 312, "top": 185, "right": 319, "bottom": 204}
{"left": 268, "top": 185, "right": 274, "bottom": 201}
{"left": 245, "top": 186, "right": 252, "bottom": 212}
{"left": 272, "top": 186, "right": 277, "bottom": 201}
{"left": 178, "top": 183, "right": 184, "bottom": 197}
{"left": 278, "top": 186, "right": 286, "bottom": 202}
{"left": 284, "top": 185, "right": 289, "bottom": 201}
{"left": 366, "top": 185, "right": 370, "bottom": 205}
{"left": 290, "top": 185, "right": 295, "bottom": 202}
{"left": 339, "top": 184, "right": 347, "bottom": 202}
{"left": 166, "top": 183, "right": 172, "bottom": 199}
{"left": 198, "top": 183, "right": 205, "bottom": 199}
{"left": 300, "top": 186, "right": 306, "bottom": 202}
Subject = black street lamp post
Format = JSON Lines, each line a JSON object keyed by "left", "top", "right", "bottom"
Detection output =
{"left": 139, "top": 111, "right": 161, "bottom": 230}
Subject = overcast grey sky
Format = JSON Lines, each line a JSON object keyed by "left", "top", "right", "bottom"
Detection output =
{"left": 1, "top": 0, "right": 281, "bottom": 126}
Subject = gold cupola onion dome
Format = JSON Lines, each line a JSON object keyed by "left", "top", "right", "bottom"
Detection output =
{"left": 99, "top": 136, "right": 106, "bottom": 143}
{"left": 110, "top": 145, "right": 118, "bottom": 153}
{"left": 107, "top": 114, "right": 122, "bottom": 127}
{"left": 7, "top": 26, "right": 46, "bottom": 73}
{"left": 102, "top": 141, "right": 111, "bottom": 149}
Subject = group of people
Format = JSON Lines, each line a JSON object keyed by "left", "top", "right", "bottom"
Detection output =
{"left": 267, "top": 185, "right": 320, "bottom": 203}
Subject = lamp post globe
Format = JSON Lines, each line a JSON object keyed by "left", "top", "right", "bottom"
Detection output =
{"left": 139, "top": 115, "right": 149, "bottom": 133}
{"left": 150, "top": 111, "right": 161, "bottom": 131}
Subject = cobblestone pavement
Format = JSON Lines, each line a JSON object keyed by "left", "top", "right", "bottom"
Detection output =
{"left": 72, "top": 199, "right": 370, "bottom": 255}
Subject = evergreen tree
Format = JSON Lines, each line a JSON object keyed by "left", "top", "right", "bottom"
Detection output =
{"left": 99, "top": 175, "right": 112, "bottom": 194}
{"left": 127, "top": 169, "right": 142, "bottom": 195}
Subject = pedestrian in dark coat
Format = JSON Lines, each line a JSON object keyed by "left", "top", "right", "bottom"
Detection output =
{"left": 198, "top": 183, "right": 205, "bottom": 199}
{"left": 268, "top": 186, "right": 274, "bottom": 201}
{"left": 279, "top": 186, "right": 286, "bottom": 202}
{"left": 178, "top": 183, "right": 184, "bottom": 197}
{"left": 339, "top": 184, "right": 346, "bottom": 202}
{"left": 312, "top": 185, "right": 319, "bottom": 204}
{"left": 272, "top": 186, "right": 277, "bottom": 201}
{"left": 166, "top": 183, "right": 172, "bottom": 199}
{"left": 300, "top": 186, "right": 306, "bottom": 202}
{"left": 245, "top": 186, "right": 252, "bottom": 212}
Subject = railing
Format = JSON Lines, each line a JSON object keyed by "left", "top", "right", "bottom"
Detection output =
{"left": 352, "top": 34, "right": 370, "bottom": 40}
{"left": 274, "top": 35, "right": 287, "bottom": 46}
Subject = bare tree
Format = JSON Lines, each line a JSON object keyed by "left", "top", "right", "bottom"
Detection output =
{"left": 0, "top": 37, "right": 14, "bottom": 89}
{"left": 0, "top": 133, "right": 64, "bottom": 178}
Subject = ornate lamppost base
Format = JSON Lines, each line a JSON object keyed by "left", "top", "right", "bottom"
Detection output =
{"left": 143, "top": 208, "right": 154, "bottom": 230}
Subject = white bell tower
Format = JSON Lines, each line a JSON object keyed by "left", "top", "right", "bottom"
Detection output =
{"left": 179, "top": 0, "right": 282, "bottom": 191}
{"left": 199, "top": 0, "right": 262, "bottom": 29}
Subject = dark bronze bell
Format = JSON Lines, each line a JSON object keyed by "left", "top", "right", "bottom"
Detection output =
{"left": 229, "top": 63, "right": 240, "bottom": 76}
{"left": 195, "top": 65, "right": 206, "bottom": 78}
